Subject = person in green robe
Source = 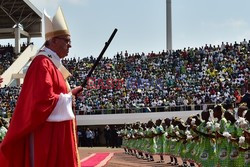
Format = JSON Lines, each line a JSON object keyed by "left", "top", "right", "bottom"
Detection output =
{"left": 236, "top": 109, "right": 250, "bottom": 167}
{"left": 164, "top": 118, "right": 176, "bottom": 164}
{"left": 142, "top": 122, "right": 151, "bottom": 160}
{"left": 126, "top": 124, "right": 134, "bottom": 155}
{"left": 178, "top": 120, "right": 189, "bottom": 167}
{"left": 167, "top": 117, "right": 181, "bottom": 166}
{"left": 224, "top": 110, "right": 242, "bottom": 166}
{"left": 154, "top": 119, "right": 165, "bottom": 163}
{"left": 189, "top": 114, "right": 203, "bottom": 165}
{"left": 186, "top": 115, "right": 201, "bottom": 167}
{"left": 144, "top": 120, "right": 157, "bottom": 161}
{"left": 138, "top": 123, "right": 147, "bottom": 160}
{"left": 184, "top": 116, "right": 198, "bottom": 167}
{"left": 130, "top": 123, "right": 138, "bottom": 157}
{"left": 134, "top": 122, "right": 145, "bottom": 159}
{"left": 196, "top": 110, "right": 217, "bottom": 167}
{"left": 214, "top": 104, "right": 230, "bottom": 167}
{"left": 119, "top": 124, "right": 129, "bottom": 154}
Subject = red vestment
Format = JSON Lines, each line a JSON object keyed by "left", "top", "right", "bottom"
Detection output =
{"left": 0, "top": 55, "right": 79, "bottom": 167}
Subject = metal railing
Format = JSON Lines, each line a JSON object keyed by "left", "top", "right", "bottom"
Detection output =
{"left": 75, "top": 103, "right": 232, "bottom": 115}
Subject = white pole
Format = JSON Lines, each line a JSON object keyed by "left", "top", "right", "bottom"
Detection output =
{"left": 166, "top": 0, "right": 172, "bottom": 51}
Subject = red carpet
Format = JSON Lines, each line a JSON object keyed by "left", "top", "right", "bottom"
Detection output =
{"left": 81, "top": 152, "right": 114, "bottom": 167}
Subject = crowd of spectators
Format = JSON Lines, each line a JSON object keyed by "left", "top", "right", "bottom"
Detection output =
{"left": 0, "top": 42, "right": 31, "bottom": 75}
{"left": 0, "top": 42, "right": 27, "bottom": 118}
{"left": 64, "top": 39, "right": 249, "bottom": 114}
{"left": 0, "top": 39, "right": 249, "bottom": 117}
{"left": 0, "top": 117, "right": 8, "bottom": 143}
{"left": 0, "top": 86, "right": 20, "bottom": 118}
{"left": 0, "top": 43, "right": 16, "bottom": 75}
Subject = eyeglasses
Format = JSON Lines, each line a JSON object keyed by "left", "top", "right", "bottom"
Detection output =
{"left": 55, "top": 37, "right": 71, "bottom": 45}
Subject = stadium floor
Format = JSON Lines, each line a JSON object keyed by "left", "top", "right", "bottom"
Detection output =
{"left": 79, "top": 147, "right": 193, "bottom": 167}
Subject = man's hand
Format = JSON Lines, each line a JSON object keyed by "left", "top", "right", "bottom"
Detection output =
{"left": 71, "top": 86, "right": 83, "bottom": 96}
{"left": 71, "top": 86, "right": 83, "bottom": 109}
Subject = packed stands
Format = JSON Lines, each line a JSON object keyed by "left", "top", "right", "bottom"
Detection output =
{"left": 0, "top": 44, "right": 16, "bottom": 75}
{"left": 64, "top": 39, "right": 249, "bottom": 115}
{"left": 0, "top": 39, "right": 249, "bottom": 118}
{"left": 0, "top": 42, "right": 30, "bottom": 75}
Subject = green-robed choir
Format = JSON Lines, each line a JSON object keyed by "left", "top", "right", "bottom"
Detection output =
{"left": 118, "top": 104, "right": 250, "bottom": 167}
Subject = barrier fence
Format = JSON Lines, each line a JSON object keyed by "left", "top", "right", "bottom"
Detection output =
{"left": 75, "top": 103, "right": 236, "bottom": 115}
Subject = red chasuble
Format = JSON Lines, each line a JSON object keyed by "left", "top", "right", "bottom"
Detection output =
{"left": 0, "top": 55, "right": 79, "bottom": 167}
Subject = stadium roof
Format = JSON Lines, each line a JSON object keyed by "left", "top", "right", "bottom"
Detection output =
{"left": 0, "top": 0, "right": 42, "bottom": 39}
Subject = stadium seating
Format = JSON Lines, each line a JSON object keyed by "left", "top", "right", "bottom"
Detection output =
{"left": 0, "top": 40, "right": 249, "bottom": 117}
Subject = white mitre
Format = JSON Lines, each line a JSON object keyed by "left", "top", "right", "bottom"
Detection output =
{"left": 44, "top": 7, "right": 70, "bottom": 40}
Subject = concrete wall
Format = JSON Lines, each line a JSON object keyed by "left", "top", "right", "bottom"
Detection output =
{"left": 76, "top": 110, "right": 202, "bottom": 126}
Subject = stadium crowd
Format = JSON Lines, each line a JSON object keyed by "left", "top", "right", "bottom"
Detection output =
{"left": 0, "top": 42, "right": 30, "bottom": 75}
{"left": 0, "top": 39, "right": 249, "bottom": 117}
{"left": 64, "top": 39, "right": 249, "bottom": 114}
{"left": 0, "top": 44, "right": 16, "bottom": 75}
